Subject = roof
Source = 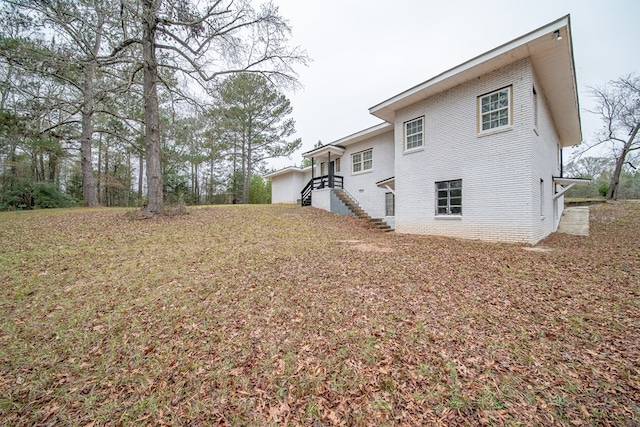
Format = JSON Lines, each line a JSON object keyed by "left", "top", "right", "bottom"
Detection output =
{"left": 369, "top": 15, "right": 581, "bottom": 148}
{"left": 303, "top": 122, "right": 393, "bottom": 159}
{"left": 264, "top": 165, "right": 310, "bottom": 179}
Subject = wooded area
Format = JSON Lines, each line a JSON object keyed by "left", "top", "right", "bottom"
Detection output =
{"left": 0, "top": 0, "right": 306, "bottom": 211}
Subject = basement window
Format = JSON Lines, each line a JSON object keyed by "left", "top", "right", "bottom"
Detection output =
{"left": 436, "top": 179, "right": 462, "bottom": 215}
{"left": 385, "top": 192, "right": 395, "bottom": 216}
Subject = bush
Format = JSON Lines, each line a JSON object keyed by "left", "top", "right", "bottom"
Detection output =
{"left": 32, "top": 181, "right": 74, "bottom": 208}
{"left": 598, "top": 182, "right": 610, "bottom": 197}
{"left": 0, "top": 180, "right": 75, "bottom": 210}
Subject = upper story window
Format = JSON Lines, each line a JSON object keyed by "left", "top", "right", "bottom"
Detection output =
{"left": 352, "top": 149, "right": 372, "bottom": 174}
{"left": 479, "top": 87, "right": 511, "bottom": 132}
{"left": 405, "top": 117, "right": 424, "bottom": 151}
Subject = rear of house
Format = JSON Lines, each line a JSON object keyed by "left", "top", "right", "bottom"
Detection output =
{"left": 266, "top": 15, "right": 582, "bottom": 245}
{"left": 383, "top": 58, "right": 565, "bottom": 243}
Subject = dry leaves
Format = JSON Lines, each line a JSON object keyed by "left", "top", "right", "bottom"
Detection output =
{"left": 0, "top": 202, "right": 639, "bottom": 425}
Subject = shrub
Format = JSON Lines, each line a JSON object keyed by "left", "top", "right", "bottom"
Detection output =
{"left": 598, "top": 182, "right": 610, "bottom": 198}
{"left": 0, "top": 180, "right": 75, "bottom": 210}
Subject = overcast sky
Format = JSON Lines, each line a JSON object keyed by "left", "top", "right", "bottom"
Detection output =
{"left": 267, "top": 0, "right": 639, "bottom": 170}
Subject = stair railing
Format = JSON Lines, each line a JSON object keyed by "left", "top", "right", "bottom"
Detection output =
{"left": 300, "top": 175, "right": 344, "bottom": 206}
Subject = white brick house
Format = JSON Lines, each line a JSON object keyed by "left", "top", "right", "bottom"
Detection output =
{"left": 266, "top": 16, "right": 582, "bottom": 244}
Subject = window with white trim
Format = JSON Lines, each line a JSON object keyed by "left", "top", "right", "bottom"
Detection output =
{"left": 479, "top": 87, "right": 511, "bottom": 131}
{"left": 405, "top": 117, "right": 424, "bottom": 150}
{"left": 352, "top": 149, "right": 372, "bottom": 173}
{"left": 436, "top": 180, "right": 462, "bottom": 215}
{"left": 385, "top": 192, "right": 395, "bottom": 216}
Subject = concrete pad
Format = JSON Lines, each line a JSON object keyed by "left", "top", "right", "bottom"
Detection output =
{"left": 557, "top": 206, "right": 589, "bottom": 236}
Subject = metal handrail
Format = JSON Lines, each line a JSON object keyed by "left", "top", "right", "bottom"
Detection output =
{"left": 300, "top": 175, "right": 344, "bottom": 206}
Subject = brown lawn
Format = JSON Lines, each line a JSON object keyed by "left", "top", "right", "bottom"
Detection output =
{"left": 0, "top": 202, "right": 638, "bottom": 426}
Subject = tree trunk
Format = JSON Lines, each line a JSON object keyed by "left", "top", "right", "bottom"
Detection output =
{"left": 244, "top": 144, "right": 252, "bottom": 204}
{"left": 607, "top": 123, "right": 640, "bottom": 200}
{"left": 104, "top": 143, "right": 110, "bottom": 206}
{"left": 142, "top": 0, "right": 163, "bottom": 214}
{"left": 606, "top": 153, "right": 626, "bottom": 200}
{"left": 138, "top": 149, "right": 144, "bottom": 198}
{"left": 97, "top": 133, "right": 103, "bottom": 204}
{"left": 47, "top": 147, "right": 57, "bottom": 182}
{"left": 80, "top": 51, "right": 99, "bottom": 206}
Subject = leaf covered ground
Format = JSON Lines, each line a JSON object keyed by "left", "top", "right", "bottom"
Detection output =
{"left": 0, "top": 202, "right": 638, "bottom": 426}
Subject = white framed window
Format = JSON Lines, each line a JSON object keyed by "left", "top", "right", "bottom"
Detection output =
{"left": 405, "top": 117, "right": 424, "bottom": 151}
{"left": 335, "top": 158, "right": 341, "bottom": 173}
{"left": 479, "top": 87, "right": 511, "bottom": 132}
{"left": 352, "top": 149, "right": 372, "bottom": 174}
{"left": 436, "top": 180, "right": 462, "bottom": 215}
{"left": 385, "top": 192, "right": 395, "bottom": 216}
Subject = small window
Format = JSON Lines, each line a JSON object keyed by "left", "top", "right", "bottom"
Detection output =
{"left": 320, "top": 162, "right": 325, "bottom": 175}
{"left": 352, "top": 149, "right": 372, "bottom": 174}
{"left": 335, "top": 158, "right": 341, "bottom": 173}
{"left": 479, "top": 87, "right": 511, "bottom": 132}
{"left": 436, "top": 180, "right": 462, "bottom": 215}
{"left": 385, "top": 192, "right": 395, "bottom": 216}
{"left": 405, "top": 117, "right": 424, "bottom": 151}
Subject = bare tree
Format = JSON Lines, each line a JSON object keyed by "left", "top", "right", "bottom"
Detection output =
{"left": 129, "top": 0, "right": 308, "bottom": 214}
{"left": 1, "top": 0, "right": 137, "bottom": 206}
{"left": 585, "top": 74, "right": 640, "bottom": 200}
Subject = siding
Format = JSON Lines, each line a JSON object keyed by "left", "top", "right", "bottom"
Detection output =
{"left": 394, "top": 58, "right": 540, "bottom": 243}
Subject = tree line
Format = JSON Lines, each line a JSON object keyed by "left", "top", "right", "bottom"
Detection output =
{"left": 0, "top": 0, "right": 307, "bottom": 212}
{"left": 565, "top": 74, "right": 639, "bottom": 200}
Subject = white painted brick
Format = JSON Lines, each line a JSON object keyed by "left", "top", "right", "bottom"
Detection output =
{"left": 394, "top": 58, "right": 562, "bottom": 244}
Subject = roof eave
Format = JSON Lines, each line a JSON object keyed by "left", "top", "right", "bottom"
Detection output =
{"left": 303, "top": 122, "right": 393, "bottom": 158}
{"left": 368, "top": 15, "right": 581, "bottom": 147}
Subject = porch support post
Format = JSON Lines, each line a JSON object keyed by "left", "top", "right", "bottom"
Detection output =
{"left": 328, "top": 152, "right": 333, "bottom": 188}
{"left": 311, "top": 157, "right": 315, "bottom": 179}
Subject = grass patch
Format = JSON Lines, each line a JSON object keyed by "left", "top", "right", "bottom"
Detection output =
{"left": 1, "top": 202, "right": 639, "bottom": 425}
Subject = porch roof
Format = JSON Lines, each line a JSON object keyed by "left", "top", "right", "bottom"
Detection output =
{"left": 302, "top": 145, "right": 345, "bottom": 161}
{"left": 264, "top": 165, "right": 310, "bottom": 179}
{"left": 376, "top": 176, "right": 395, "bottom": 190}
{"left": 553, "top": 176, "right": 591, "bottom": 200}
{"left": 369, "top": 15, "right": 581, "bottom": 148}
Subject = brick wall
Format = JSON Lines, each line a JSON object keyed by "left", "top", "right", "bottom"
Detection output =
{"left": 394, "top": 58, "right": 551, "bottom": 244}
{"left": 270, "top": 169, "right": 311, "bottom": 204}
{"left": 340, "top": 130, "right": 395, "bottom": 219}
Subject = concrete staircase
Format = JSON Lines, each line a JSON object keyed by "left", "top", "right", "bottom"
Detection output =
{"left": 333, "top": 189, "right": 392, "bottom": 232}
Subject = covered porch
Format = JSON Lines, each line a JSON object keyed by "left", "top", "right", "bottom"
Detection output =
{"left": 300, "top": 145, "right": 346, "bottom": 206}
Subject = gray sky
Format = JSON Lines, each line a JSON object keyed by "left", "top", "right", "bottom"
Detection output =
{"left": 267, "top": 0, "right": 640, "bottom": 169}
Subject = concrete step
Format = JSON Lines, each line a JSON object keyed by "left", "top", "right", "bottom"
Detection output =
{"left": 557, "top": 206, "right": 589, "bottom": 236}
